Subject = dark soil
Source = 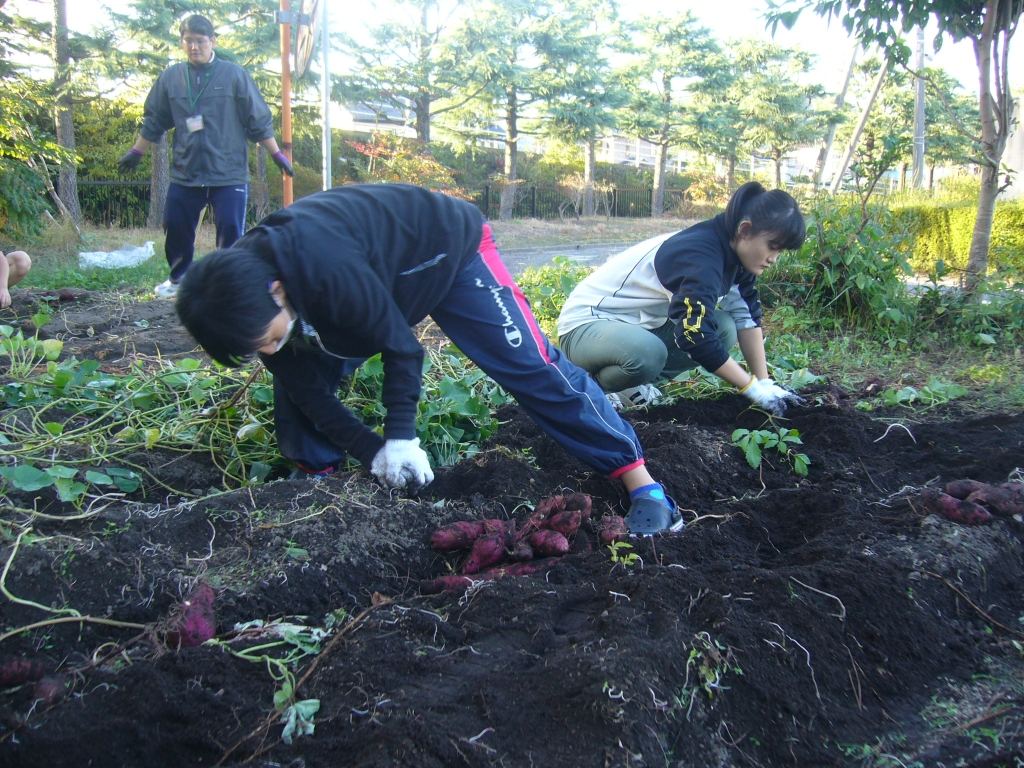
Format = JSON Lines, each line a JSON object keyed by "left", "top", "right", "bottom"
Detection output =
{"left": 2, "top": 290, "right": 1023, "bottom": 767}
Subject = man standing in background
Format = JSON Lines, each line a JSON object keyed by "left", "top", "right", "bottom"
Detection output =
{"left": 117, "top": 14, "right": 293, "bottom": 298}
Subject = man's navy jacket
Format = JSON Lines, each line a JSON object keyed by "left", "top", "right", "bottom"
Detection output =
{"left": 251, "top": 184, "right": 483, "bottom": 466}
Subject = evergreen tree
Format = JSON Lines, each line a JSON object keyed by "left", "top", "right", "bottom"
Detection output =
{"left": 616, "top": 13, "right": 724, "bottom": 216}
{"left": 732, "top": 40, "right": 832, "bottom": 188}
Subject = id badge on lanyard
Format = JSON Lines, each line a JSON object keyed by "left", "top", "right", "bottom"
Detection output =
{"left": 186, "top": 64, "right": 214, "bottom": 133}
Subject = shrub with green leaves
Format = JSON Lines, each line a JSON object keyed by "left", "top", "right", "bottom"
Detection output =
{"left": 761, "top": 195, "right": 916, "bottom": 334}
{"left": 516, "top": 256, "right": 593, "bottom": 338}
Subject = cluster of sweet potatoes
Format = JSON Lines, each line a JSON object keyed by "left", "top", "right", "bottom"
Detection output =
{"left": 422, "top": 493, "right": 630, "bottom": 594}
{"left": 920, "top": 479, "right": 1024, "bottom": 525}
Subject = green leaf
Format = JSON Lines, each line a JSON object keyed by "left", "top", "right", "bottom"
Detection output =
{"left": 176, "top": 358, "right": 201, "bottom": 371}
{"left": 40, "top": 339, "right": 63, "bottom": 360}
{"left": 43, "top": 421, "right": 64, "bottom": 436}
{"left": 144, "top": 428, "right": 160, "bottom": 450}
{"left": 31, "top": 311, "right": 52, "bottom": 330}
{"left": 45, "top": 465, "right": 78, "bottom": 479}
{"left": 1, "top": 464, "right": 56, "bottom": 491}
{"left": 793, "top": 454, "right": 810, "bottom": 477}
{"left": 54, "top": 478, "right": 88, "bottom": 503}
{"left": 742, "top": 441, "right": 762, "bottom": 469}
{"left": 86, "top": 471, "right": 114, "bottom": 486}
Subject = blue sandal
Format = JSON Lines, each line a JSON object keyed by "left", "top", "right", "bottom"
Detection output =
{"left": 624, "top": 494, "right": 684, "bottom": 537}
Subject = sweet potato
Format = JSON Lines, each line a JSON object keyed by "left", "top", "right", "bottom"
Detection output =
{"left": 33, "top": 674, "right": 70, "bottom": 704}
{"left": 547, "top": 508, "right": 582, "bottom": 537}
{"left": 0, "top": 658, "right": 49, "bottom": 687}
{"left": 966, "top": 482, "right": 1024, "bottom": 517}
{"left": 166, "top": 583, "right": 217, "bottom": 648}
{"left": 421, "top": 558, "right": 562, "bottom": 593}
{"left": 516, "top": 509, "right": 551, "bottom": 541}
{"left": 527, "top": 529, "right": 570, "bottom": 557}
{"left": 598, "top": 515, "right": 628, "bottom": 545}
{"left": 510, "top": 540, "right": 534, "bottom": 562}
{"left": 462, "top": 532, "right": 507, "bottom": 574}
{"left": 562, "top": 493, "right": 592, "bottom": 522}
{"left": 534, "top": 495, "right": 564, "bottom": 519}
{"left": 430, "top": 520, "right": 486, "bottom": 551}
{"left": 944, "top": 479, "right": 990, "bottom": 500}
{"left": 920, "top": 488, "right": 993, "bottom": 525}
{"left": 420, "top": 574, "right": 473, "bottom": 594}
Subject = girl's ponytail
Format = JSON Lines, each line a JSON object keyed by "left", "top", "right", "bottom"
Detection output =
{"left": 723, "top": 182, "right": 806, "bottom": 251}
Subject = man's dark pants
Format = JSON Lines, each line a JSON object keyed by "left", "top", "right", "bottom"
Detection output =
{"left": 164, "top": 182, "right": 248, "bottom": 283}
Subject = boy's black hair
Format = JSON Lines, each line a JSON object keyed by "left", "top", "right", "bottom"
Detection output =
{"left": 723, "top": 181, "right": 806, "bottom": 251}
{"left": 180, "top": 15, "right": 216, "bottom": 39}
{"left": 175, "top": 235, "right": 280, "bottom": 367}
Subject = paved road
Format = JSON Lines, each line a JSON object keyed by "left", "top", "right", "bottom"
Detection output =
{"left": 500, "top": 242, "right": 628, "bottom": 276}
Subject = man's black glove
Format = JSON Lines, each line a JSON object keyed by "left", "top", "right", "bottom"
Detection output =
{"left": 117, "top": 148, "right": 145, "bottom": 172}
{"left": 271, "top": 150, "right": 294, "bottom": 177}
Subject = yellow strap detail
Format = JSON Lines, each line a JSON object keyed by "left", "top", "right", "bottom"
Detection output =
{"left": 738, "top": 375, "right": 758, "bottom": 394}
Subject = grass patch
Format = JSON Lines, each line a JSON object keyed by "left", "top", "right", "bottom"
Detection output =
{"left": 3, "top": 219, "right": 220, "bottom": 294}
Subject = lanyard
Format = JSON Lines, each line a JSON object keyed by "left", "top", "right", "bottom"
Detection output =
{"left": 186, "top": 62, "right": 215, "bottom": 114}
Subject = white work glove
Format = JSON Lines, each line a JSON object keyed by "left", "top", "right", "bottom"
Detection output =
{"left": 370, "top": 438, "right": 434, "bottom": 490}
{"left": 740, "top": 377, "right": 806, "bottom": 417}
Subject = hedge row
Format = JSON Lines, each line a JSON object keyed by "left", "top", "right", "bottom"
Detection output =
{"left": 894, "top": 200, "right": 1024, "bottom": 274}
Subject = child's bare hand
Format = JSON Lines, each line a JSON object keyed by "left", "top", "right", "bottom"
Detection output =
{"left": 0, "top": 289, "right": 11, "bottom": 309}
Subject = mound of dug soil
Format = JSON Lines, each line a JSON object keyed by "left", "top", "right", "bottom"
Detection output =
{"left": 0, "top": 397, "right": 1022, "bottom": 767}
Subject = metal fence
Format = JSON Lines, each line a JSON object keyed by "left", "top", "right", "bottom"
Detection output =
{"left": 76, "top": 181, "right": 689, "bottom": 228}
{"left": 77, "top": 181, "right": 151, "bottom": 228}
{"left": 77, "top": 181, "right": 267, "bottom": 229}
{"left": 473, "top": 185, "right": 688, "bottom": 220}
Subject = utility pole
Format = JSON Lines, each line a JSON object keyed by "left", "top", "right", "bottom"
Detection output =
{"left": 911, "top": 27, "right": 926, "bottom": 189}
{"left": 321, "top": 0, "right": 331, "bottom": 190}
{"left": 279, "top": 0, "right": 294, "bottom": 206}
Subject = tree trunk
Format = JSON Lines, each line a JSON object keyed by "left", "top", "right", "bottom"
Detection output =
{"left": 727, "top": 154, "right": 736, "bottom": 189}
{"left": 965, "top": 9, "right": 1007, "bottom": 282}
{"left": 499, "top": 86, "right": 518, "bottom": 221}
{"left": 147, "top": 134, "right": 170, "bottom": 229}
{"left": 583, "top": 138, "right": 596, "bottom": 217}
{"left": 899, "top": 162, "right": 908, "bottom": 191}
{"left": 415, "top": 0, "right": 431, "bottom": 143}
{"left": 651, "top": 142, "right": 667, "bottom": 217}
{"left": 52, "top": 0, "right": 81, "bottom": 222}
{"left": 250, "top": 144, "right": 271, "bottom": 223}
{"left": 773, "top": 149, "right": 783, "bottom": 189}
{"left": 415, "top": 90, "right": 431, "bottom": 143}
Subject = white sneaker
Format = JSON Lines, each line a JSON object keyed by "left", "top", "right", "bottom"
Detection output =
{"left": 606, "top": 392, "right": 624, "bottom": 410}
{"left": 154, "top": 280, "right": 179, "bottom": 299}
{"left": 614, "top": 384, "right": 662, "bottom": 408}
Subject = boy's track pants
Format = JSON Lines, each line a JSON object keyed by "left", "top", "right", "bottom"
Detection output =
{"left": 275, "top": 224, "right": 646, "bottom": 478}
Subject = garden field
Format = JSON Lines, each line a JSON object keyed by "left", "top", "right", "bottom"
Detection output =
{"left": 0, "top": 281, "right": 1022, "bottom": 768}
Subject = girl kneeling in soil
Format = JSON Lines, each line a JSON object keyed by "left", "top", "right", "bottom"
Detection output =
{"left": 556, "top": 182, "right": 806, "bottom": 416}
{"left": 1, "top": 249, "right": 32, "bottom": 309}
{"left": 176, "top": 184, "right": 682, "bottom": 535}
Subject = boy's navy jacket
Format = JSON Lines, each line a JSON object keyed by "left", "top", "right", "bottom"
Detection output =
{"left": 556, "top": 214, "right": 762, "bottom": 373}
{"left": 252, "top": 184, "right": 483, "bottom": 467}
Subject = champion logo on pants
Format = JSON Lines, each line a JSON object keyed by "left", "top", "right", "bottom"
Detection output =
{"left": 475, "top": 277, "right": 523, "bottom": 347}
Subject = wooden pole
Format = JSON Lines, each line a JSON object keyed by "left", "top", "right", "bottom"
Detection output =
{"left": 280, "top": 0, "right": 293, "bottom": 206}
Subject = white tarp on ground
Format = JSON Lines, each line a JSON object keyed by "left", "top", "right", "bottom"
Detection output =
{"left": 78, "top": 241, "right": 155, "bottom": 270}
